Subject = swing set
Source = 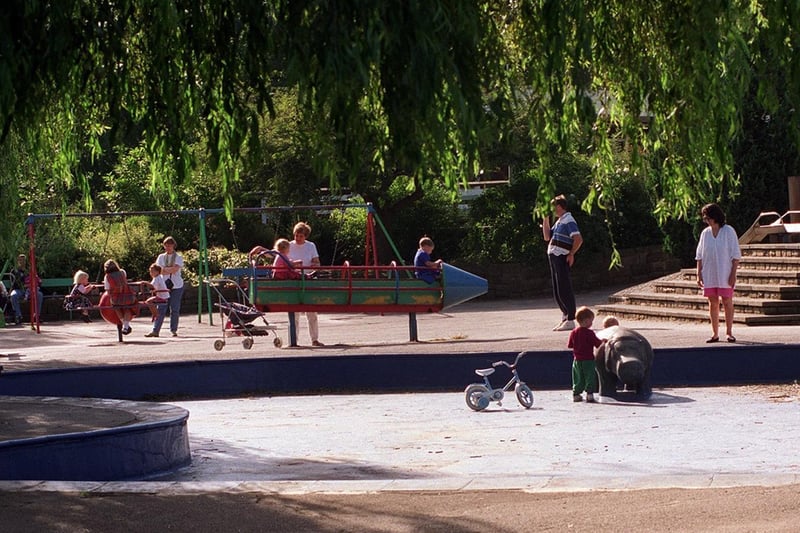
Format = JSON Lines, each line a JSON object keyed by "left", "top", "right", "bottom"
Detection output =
{"left": 17, "top": 203, "right": 488, "bottom": 344}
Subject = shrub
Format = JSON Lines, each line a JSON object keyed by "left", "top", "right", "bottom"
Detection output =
{"left": 181, "top": 247, "right": 249, "bottom": 287}
{"left": 459, "top": 153, "right": 665, "bottom": 267}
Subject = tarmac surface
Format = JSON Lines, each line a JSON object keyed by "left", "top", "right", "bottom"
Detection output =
{"left": 1, "top": 287, "right": 800, "bottom": 531}
{"left": 3, "top": 286, "right": 800, "bottom": 371}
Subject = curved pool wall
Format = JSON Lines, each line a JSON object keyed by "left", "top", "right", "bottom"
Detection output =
{"left": 0, "top": 345, "right": 798, "bottom": 401}
{"left": 0, "top": 396, "right": 190, "bottom": 481}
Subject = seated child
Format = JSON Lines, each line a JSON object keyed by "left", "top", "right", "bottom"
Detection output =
{"left": 602, "top": 315, "right": 619, "bottom": 328}
{"left": 145, "top": 263, "right": 170, "bottom": 320}
{"left": 103, "top": 259, "right": 135, "bottom": 335}
{"left": 248, "top": 245, "right": 270, "bottom": 264}
{"left": 248, "top": 245, "right": 276, "bottom": 276}
{"left": 413, "top": 236, "right": 443, "bottom": 283}
{"left": 64, "top": 270, "right": 95, "bottom": 322}
{"left": 596, "top": 315, "right": 620, "bottom": 342}
{"left": 272, "top": 238, "right": 302, "bottom": 280}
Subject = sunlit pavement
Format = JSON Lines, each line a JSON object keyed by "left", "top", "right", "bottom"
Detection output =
{"left": 4, "top": 387, "right": 798, "bottom": 494}
{"left": 1, "top": 287, "right": 799, "bottom": 493}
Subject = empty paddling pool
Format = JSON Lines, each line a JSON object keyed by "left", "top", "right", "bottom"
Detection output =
{"left": 0, "top": 396, "right": 190, "bottom": 481}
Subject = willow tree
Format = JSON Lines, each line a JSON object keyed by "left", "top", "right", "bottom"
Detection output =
{"left": 1, "top": 1, "right": 799, "bottom": 253}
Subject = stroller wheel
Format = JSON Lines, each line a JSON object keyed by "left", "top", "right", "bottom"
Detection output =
{"left": 273, "top": 337, "right": 283, "bottom": 348}
{"left": 214, "top": 339, "right": 225, "bottom": 351}
{"left": 242, "top": 337, "right": 254, "bottom": 350}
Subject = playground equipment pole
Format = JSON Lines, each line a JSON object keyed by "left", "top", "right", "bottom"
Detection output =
{"left": 198, "top": 209, "right": 214, "bottom": 324}
{"left": 27, "top": 215, "right": 41, "bottom": 333}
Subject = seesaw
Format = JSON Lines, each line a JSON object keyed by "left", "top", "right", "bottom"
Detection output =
{"left": 79, "top": 282, "right": 153, "bottom": 343}
{"left": 97, "top": 292, "right": 143, "bottom": 343}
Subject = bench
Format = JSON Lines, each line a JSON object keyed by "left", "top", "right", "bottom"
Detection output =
{"left": 2, "top": 276, "right": 73, "bottom": 322}
{"left": 40, "top": 278, "right": 75, "bottom": 295}
{"left": 221, "top": 267, "right": 257, "bottom": 280}
{"left": 2, "top": 277, "right": 87, "bottom": 321}
{"left": 1, "top": 277, "right": 74, "bottom": 295}
{"left": 40, "top": 278, "right": 82, "bottom": 319}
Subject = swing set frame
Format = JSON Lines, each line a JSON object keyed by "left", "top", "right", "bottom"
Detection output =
{"left": 17, "top": 203, "right": 407, "bottom": 333}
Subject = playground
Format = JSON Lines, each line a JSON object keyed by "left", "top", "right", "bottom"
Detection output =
{"left": 3, "top": 283, "right": 800, "bottom": 372}
{"left": 2, "top": 211, "right": 800, "bottom": 530}
{"left": 1, "top": 289, "right": 799, "bottom": 532}
{"left": 2, "top": 204, "right": 490, "bottom": 346}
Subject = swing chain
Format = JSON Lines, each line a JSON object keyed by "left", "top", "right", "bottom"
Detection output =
{"left": 230, "top": 220, "right": 238, "bottom": 251}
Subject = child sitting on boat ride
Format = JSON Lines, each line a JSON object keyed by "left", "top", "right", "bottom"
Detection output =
{"left": 414, "top": 236, "right": 443, "bottom": 283}
{"left": 271, "top": 238, "right": 302, "bottom": 280}
{"left": 248, "top": 239, "right": 302, "bottom": 280}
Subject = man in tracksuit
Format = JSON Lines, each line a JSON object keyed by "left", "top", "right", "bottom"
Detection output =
{"left": 541, "top": 194, "right": 583, "bottom": 331}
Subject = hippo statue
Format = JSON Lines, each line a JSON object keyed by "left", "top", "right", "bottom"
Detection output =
{"left": 594, "top": 326, "right": 654, "bottom": 399}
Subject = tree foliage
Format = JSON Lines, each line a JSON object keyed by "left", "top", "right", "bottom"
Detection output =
{"left": 1, "top": 0, "right": 799, "bottom": 250}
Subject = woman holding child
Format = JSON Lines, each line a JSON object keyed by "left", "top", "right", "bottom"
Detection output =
{"left": 247, "top": 222, "right": 323, "bottom": 346}
{"left": 148, "top": 236, "right": 184, "bottom": 338}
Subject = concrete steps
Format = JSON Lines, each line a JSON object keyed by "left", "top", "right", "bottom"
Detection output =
{"left": 596, "top": 302, "right": 800, "bottom": 326}
{"left": 597, "top": 243, "right": 800, "bottom": 326}
{"left": 655, "top": 278, "right": 800, "bottom": 300}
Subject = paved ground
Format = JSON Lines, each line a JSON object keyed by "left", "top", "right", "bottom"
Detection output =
{"left": 2, "top": 288, "right": 800, "bottom": 532}
{"left": 2, "top": 286, "right": 799, "bottom": 372}
{"left": 1, "top": 384, "right": 799, "bottom": 532}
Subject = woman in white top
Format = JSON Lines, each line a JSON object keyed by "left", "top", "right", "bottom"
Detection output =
{"left": 149, "top": 236, "right": 184, "bottom": 337}
{"left": 289, "top": 222, "right": 323, "bottom": 346}
{"left": 695, "top": 203, "right": 741, "bottom": 343}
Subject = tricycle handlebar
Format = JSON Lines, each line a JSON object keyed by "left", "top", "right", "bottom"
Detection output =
{"left": 492, "top": 351, "right": 527, "bottom": 369}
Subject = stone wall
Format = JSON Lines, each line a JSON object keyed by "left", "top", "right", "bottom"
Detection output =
{"left": 460, "top": 245, "right": 682, "bottom": 300}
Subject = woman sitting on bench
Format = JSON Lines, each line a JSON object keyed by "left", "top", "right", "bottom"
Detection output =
{"left": 103, "top": 259, "right": 136, "bottom": 335}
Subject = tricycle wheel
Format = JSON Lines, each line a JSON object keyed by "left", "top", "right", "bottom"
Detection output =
{"left": 213, "top": 339, "right": 225, "bottom": 351}
{"left": 515, "top": 383, "right": 534, "bottom": 408}
{"left": 465, "top": 384, "right": 490, "bottom": 411}
{"left": 242, "top": 337, "right": 254, "bottom": 350}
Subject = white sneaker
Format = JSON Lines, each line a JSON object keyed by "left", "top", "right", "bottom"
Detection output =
{"left": 555, "top": 320, "right": 575, "bottom": 331}
{"left": 552, "top": 320, "right": 565, "bottom": 331}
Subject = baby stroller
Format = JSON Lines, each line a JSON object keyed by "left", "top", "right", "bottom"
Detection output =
{"left": 205, "top": 278, "right": 282, "bottom": 350}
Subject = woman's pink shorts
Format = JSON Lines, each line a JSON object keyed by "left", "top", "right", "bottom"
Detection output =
{"left": 703, "top": 287, "right": 734, "bottom": 298}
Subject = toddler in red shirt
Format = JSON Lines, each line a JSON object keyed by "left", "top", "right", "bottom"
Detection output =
{"left": 567, "top": 306, "right": 606, "bottom": 402}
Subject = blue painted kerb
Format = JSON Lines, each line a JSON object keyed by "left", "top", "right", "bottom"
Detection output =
{"left": 1, "top": 345, "right": 797, "bottom": 401}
